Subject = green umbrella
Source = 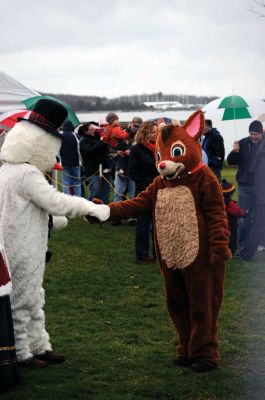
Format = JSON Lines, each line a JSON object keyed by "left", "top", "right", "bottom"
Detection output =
{"left": 218, "top": 95, "right": 251, "bottom": 120}
{"left": 23, "top": 95, "right": 80, "bottom": 127}
{"left": 202, "top": 95, "right": 265, "bottom": 121}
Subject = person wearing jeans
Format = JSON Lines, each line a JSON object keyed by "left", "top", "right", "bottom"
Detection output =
{"left": 227, "top": 120, "right": 264, "bottom": 250}
{"left": 61, "top": 165, "right": 81, "bottom": 197}
{"left": 60, "top": 121, "right": 81, "bottom": 197}
{"left": 113, "top": 169, "right": 135, "bottom": 202}
{"left": 79, "top": 122, "right": 110, "bottom": 204}
{"left": 241, "top": 129, "right": 265, "bottom": 260}
{"left": 87, "top": 174, "right": 110, "bottom": 205}
{"left": 111, "top": 117, "right": 143, "bottom": 225}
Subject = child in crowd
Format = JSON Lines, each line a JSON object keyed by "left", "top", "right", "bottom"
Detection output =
{"left": 221, "top": 179, "right": 247, "bottom": 256}
{"left": 102, "top": 113, "right": 129, "bottom": 178}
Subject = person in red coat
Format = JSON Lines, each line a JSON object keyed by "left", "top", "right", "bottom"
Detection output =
{"left": 102, "top": 113, "right": 129, "bottom": 178}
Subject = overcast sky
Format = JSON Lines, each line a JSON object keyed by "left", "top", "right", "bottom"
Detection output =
{"left": 1, "top": 0, "right": 264, "bottom": 98}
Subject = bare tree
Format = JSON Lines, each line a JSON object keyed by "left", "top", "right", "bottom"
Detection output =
{"left": 249, "top": 0, "right": 265, "bottom": 17}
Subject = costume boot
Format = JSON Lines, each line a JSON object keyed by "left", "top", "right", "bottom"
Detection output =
{"left": 35, "top": 350, "right": 65, "bottom": 364}
{"left": 19, "top": 357, "right": 48, "bottom": 368}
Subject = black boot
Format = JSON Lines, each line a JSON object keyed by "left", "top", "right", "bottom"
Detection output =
{"left": 35, "top": 350, "right": 65, "bottom": 364}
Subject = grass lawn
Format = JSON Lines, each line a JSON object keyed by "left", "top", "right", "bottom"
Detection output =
{"left": 2, "top": 167, "right": 265, "bottom": 400}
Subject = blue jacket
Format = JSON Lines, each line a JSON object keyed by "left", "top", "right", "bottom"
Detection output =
{"left": 202, "top": 128, "right": 224, "bottom": 170}
{"left": 60, "top": 121, "right": 80, "bottom": 168}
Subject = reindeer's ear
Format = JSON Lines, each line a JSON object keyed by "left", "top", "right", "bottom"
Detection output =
{"left": 182, "top": 110, "right": 204, "bottom": 140}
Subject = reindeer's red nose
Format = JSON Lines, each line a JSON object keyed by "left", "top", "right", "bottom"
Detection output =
{"left": 159, "top": 162, "right": 166, "bottom": 169}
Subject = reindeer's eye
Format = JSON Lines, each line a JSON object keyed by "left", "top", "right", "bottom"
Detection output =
{"left": 172, "top": 145, "right": 184, "bottom": 157}
{"left": 157, "top": 151, "right": 161, "bottom": 161}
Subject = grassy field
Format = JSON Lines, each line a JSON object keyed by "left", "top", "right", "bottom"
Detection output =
{"left": 2, "top": 167, "right": 265, "bottom": 400}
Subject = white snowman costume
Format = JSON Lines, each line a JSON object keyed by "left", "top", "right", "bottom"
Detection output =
{"left": 0, "top": 120, "right": 109, "bottom": 362}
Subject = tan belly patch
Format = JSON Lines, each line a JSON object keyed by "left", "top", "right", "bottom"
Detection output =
{"left": 155, "top": 186, "right": 199, "bottom": 269}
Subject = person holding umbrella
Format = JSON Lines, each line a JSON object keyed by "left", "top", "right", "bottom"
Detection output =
{"left": 240, "top": 121, "right": 265, "bottom": 260}
{"left": 227, "top": 120, "right": 264, "bottom": 251}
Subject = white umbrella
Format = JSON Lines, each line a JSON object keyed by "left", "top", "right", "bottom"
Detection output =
{"left": 257, "top": 113, "right": 265, "bottom": 123}
{"left": 202, "top": 96, "right": 265, "bottom": 121}
{"left": 202, "top": 95, "right": 265, "bottom": 140}
{"left": 0, "top": 72, "right": 39, "bottom": 113}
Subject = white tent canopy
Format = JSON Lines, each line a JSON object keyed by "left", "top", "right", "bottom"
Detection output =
{"left": 0, "top": 72, "right": 39, "bottom": 113}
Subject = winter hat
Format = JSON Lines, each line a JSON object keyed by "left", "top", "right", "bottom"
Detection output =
{"left": 99, "top": 116, "right": 108, "bottom": 126}
{"left": 62, "top": 120, "right": 74, "bottom": 132}
{"left": 18, "top": 99, "right": 68, "bottom": 139}
{"left": 249, "top": 120, "right": 263, "bottom": 134}
{"left": 106, "top": 112, "right": 119, "bottom": 125}
{"left": 221, "top": 179, "right": 235, "bottom": 196}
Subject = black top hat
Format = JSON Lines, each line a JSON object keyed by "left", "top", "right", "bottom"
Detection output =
{"left": 18, "top": 99, "right": 68, "bottom": 139}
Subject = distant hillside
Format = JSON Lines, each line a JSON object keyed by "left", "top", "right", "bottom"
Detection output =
{"left": 41, "top": 92, "right": 218, "bottom": 112}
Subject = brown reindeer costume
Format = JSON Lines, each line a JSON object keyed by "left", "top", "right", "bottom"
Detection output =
{"left": 108, "top": 110, "right": 231, "bottom": 372}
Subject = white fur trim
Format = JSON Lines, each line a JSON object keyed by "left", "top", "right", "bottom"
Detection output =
{"left": 0, "top": 281, "right": 12, "bottom": 297}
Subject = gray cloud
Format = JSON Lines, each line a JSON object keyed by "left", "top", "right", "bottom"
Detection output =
{"left": 0, "top": 0, "right": 264, "bottom": 97}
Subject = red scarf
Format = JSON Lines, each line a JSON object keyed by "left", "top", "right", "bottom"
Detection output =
{"left": 144, "top": 142, "right": 156, "bottom": 155}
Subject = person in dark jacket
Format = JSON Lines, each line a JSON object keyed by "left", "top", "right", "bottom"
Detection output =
{"left": 79, "top": 122, "right": 110, "bottom": 204}
{"left": 227, "top": 120, "right": 264, "bottom": 250}
{"left": 109, "top": 116, "right": 141, "bottom": 226}
{"left": 128, "top": 120, "right": 159, "bottom": 261}
{"left": 60, "top": 120, "right": 81, "bottom": 197}
{"left": 240, "top": 123, "right": 265, "bottom": 260}
{"left": 202, "top": 120, "right": 225, "bottom": 182}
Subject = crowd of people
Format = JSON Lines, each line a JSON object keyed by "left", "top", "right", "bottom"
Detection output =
{"left": 59, "top": 113, "right": 265, "bottom": 262}
{"left": 59, "top": 113, "right": 159, "bottom": 261}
